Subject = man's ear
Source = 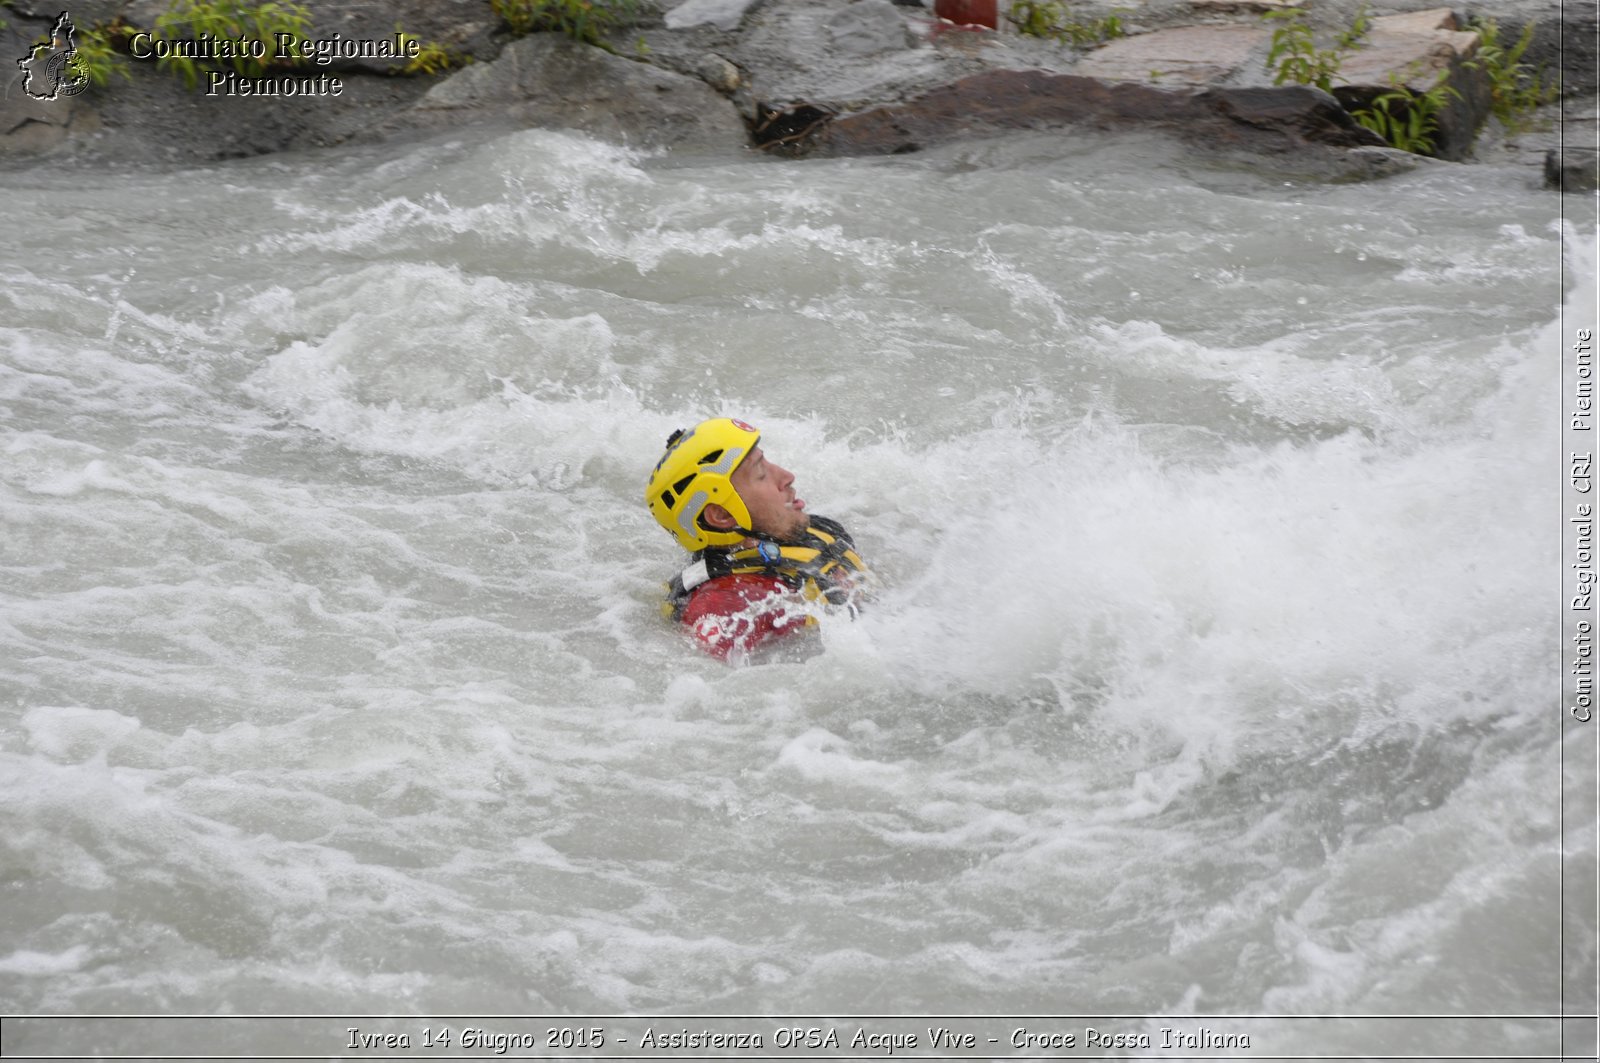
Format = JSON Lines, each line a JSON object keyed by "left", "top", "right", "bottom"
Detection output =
{"left": 702, "top": 503, "right": 735, "bottom": 530}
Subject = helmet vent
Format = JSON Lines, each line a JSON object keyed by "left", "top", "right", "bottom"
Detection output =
{"left": 699, "top": 449, "right": 723, "bottom": 465}
{"left": 659, "top": 490, "right": 674, "bottom": 509}
{"left": 672, "top": 475, "right": 694, "bottom": 496}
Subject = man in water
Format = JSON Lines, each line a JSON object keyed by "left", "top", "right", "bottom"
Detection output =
{"left": 645, "top": 417, "right": 868, "bottom": 660}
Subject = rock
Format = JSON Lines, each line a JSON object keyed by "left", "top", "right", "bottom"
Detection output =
{"left": 122, "top": 2, "right": 169, "bottom": 29}
{"left": 6, "top": 0, "right": 127, "bottom": 25}
{"left": 1330, "top": 9, "right": 1488, "bottom": 161}
{"left": 1203, "top": 84, "right": 1388, "bottom": 149}
{"left": 1481, "top": 4, "right": 1596, "bottom": 103}
{"left": 664, "top": 0, "right": 766, "bottom": 32}
{"left": 1066, "top": 5, "right": 1491, "bottom": 161}
{"left": 411, "top": 34, "right": 747, "bottom": 152}
{"left": 828, "top": 0, "right": 916, "bottom": 56}
{"left": 72, "top": 67, "right": 434, "bottom": 163}
{"left": 3, "top": 0, "right": 1589, "bottom": 177}
{"left": 1339, "top": 143, "right": 1428, "bottom": 179}
{"left": 1546, "top": 148, "right": 1599, "bottom": 192}
{"left": 300, "top": 0, "right": 504, "bottom": 74}
{"left": 0, "top": 94, "right": 99, "bottom": 157}
{"left": 0, "top": 0, "right": 507, "bottom": 164}
{"left": 1188, "top": 0, "right": 1302, "bottom": 13}
{"left": 1336, "top": 9, "right": 1478, "bottom": 92}
{"left": 695, "top": 54, "right": 743, "bottom": 91}
{"left": 0, "top": 12, "right": 99, "bottom": 158}
{"left": 809, "top": 70, "right": 1386, "bottom": 158}
{"left": 1075, "top": 24, "right": 1268, "bottom": 84}
{"left": 673, "top": 0, "right": 965, "bottom": 112}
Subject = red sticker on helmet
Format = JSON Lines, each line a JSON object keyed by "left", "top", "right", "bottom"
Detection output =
{"left": 730, "top": 419, "right": 757, "bottom": 432}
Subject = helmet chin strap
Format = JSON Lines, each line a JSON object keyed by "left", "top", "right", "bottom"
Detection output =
{"left": 698, "top": 513, "right": 768, "bottom": 547}
{"left": 704, "top": 501, "right": 781, "bottom": 546}
{"left": 710, "top": 499, "right": 804, "bottom": 547}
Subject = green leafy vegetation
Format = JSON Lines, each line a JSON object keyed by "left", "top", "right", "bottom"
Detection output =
{"left": 38, "top": 3, "right": 460, "bottom": 92}
{"left": 1259, "top": 4, "right": 1482, "bottom": 156}
{"left": 1007, "top": 1, "right": 1126, "bottom": 48}
{"left": 1332, "top": 2, "right": 1371, "bottom": 51}
{"left": 151, "top": 0, "right": 312, "bottom": 88}
{"left": 1466, "top": 17, "right": 1559, "bottom": 128}
{"left": 1258, "top": 4, "right": 1560, "bottom": 154}
{"left": 1350, "top": 81, "right": 1459, "bottom": 155}
{"left": 490, "top": 0, "right": 644, "bottom": 49}
{"left": 22, "top": 17, "right": 132, "bottom": 91}
{"left": 393, "top": 25, "right": 467, "bottom": 75}
{"left": 1261, "top": 7, "right": 1345, "bottom": 93}
{"left": 70, "top": 22, "right": 134, "bottom": 87}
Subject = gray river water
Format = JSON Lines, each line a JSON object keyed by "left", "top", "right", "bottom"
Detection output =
{"left": 1, "top": 124, "right": 1593, "bottom": 1055}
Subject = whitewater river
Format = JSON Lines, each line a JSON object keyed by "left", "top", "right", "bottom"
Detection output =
{"left": 1, "top": 124, "right": 1594, "bottom": 1058}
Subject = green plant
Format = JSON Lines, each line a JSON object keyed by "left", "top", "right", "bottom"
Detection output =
{"left": 1007, "top": 1, "right": 1126, "bottom": 48}
{"left": 393, "top": 25, "right": 466, "bottom": 75}
{"left": 490, "top": 0, "right": 644, "bottom": 49}
{"left": 1351, "top": 80, "right": 1459, "bottom": 154}
{"left": 70, "top": 23, "right": 133, "bottom": 87}
{"left": 1467, "top": 17, "right": 1559, "bottom": 128}
{"left": 1262, "top": 7, "right": 1345, "bottom": 93}
{"left": 1333, "top": 2, "right": 1371, "bottom": 50}
{"left": 1090, "top": 11, "right": 1125, "bottom": 44}
{"left": 152, "top": 0, "right": 312, "bottom": 89}
{"left": 23, "top": 17, "right": 131, "bottom": 90}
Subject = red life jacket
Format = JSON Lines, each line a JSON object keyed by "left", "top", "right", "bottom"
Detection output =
{"left": 661, "top": 517, "right": 868, "bottom": 660}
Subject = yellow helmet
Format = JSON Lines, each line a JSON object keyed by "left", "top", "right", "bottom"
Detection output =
{"left": 645, "top": 417, "right": 760, "bottom": 551}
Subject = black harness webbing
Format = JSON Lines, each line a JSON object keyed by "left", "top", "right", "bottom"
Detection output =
{"left": 663, "top": 516, "right": 867, "bottom": 622}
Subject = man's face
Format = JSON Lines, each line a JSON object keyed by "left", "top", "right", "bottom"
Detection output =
{"left": 731, "top": 446, "right": 808, "bottom": 541}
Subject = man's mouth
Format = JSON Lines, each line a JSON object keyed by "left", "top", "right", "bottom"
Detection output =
{"left": 790, "top": 496, "right": 806, "bottom": 511}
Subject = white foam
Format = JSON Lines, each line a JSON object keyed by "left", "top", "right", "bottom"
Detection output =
{"left": 774, "top": 727, "right": 909, "bottom": 791}
{"left": 0, "top": 125, "right": 1582, "bottom": 1024}
{"left": 0, "top": 945, "right": 90, "bottom": 975}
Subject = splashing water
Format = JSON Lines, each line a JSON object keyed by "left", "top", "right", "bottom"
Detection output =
{"left": 0, "top": 128, "right": 1587, "bottom": 1048}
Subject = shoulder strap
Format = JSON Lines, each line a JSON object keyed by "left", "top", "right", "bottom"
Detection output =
{"left": 663, "top": 518, "right": 867, "bottom": 620}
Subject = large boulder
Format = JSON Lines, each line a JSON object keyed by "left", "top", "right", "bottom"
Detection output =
{"left": 0, "top": 0, "right": 484, "bottom": 162}
{"left": 1329, "top": 9, "right": 1488, "bottom": 160}
{"left": 663, "top": 0, "right": 767, "bottom": 32}
{"left": 1075, "top": 24, "right": 1268, "bottom": 85}
{"left": 0, "top": 91, "right": 101, "bottom": 157}
{"left": 1069, "top": 8, "right": 1490, "bottom": 160}
{"left": 1, "top": 0, "right": 1585, "bottom": 175}
{"left": 408, "top": 34, "right": 747, "bottom": 152}
{"left": 808, "top": 69, "right": 1386, "bottom": 157}
{"left": 1494, "top": 0, "right": 1599, "bottom": 103}
{"left": 1547, "top": 147, "right": 1600, "bottom": 192}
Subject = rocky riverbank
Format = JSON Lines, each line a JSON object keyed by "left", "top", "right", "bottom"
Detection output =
{"left": 1, "top": 0, "right": 1594, "bottom": 188}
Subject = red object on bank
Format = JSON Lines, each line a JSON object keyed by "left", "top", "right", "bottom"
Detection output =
{"left": 934, "top": 0, "right": 998, "bottom": 28}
